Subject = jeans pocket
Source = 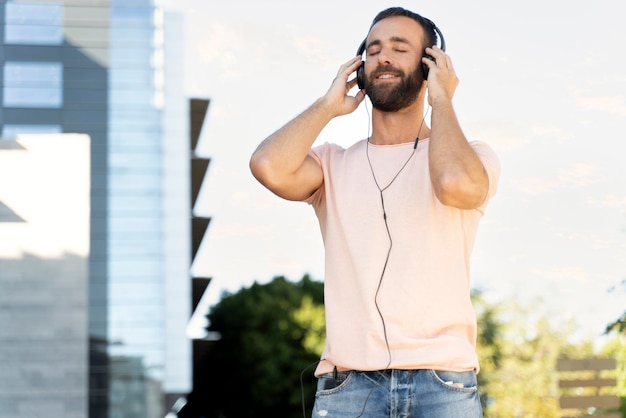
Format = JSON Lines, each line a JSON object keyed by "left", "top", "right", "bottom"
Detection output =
{"left": 316, "top": 371, "right": 352, "bottom": 395}
{"left": 429, "top": 369, "right": 478, "bottom": 392}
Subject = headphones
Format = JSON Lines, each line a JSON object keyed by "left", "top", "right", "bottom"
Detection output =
{"left": 356, "top": 17, "right": 446, "bottom": 90}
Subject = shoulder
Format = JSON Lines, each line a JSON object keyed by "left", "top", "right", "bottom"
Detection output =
{"left": 469, "top": 140, "right": 501, "bottom": 200}
{"left": 310, "top": 140, "right": 367, "bottom": 164}
{"left": 470, "top": 141, "right": 500, "bottom": 172}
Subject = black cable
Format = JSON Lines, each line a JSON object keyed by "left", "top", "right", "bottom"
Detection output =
{"left": 359, "top": 102, "right": 430, "bottom": 417}
{"left": 300, "top": 360, "right": 320, "bottom": 418}
{"left": 301, "top": 100, "right": 431, "bottom": 418}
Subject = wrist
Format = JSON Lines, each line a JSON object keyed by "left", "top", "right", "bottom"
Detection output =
{"left": 429, "top": 94, "right": 453, "bottom": 110}
{"left": 313, "top": 96, "right": 340, "bottom": 119}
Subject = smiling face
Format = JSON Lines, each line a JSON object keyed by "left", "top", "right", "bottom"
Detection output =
{"left": 363, "top": 16, "right": 426, "bottom": 112}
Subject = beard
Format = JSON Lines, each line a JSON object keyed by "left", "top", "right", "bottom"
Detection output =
{"left": 365, "top": 64, "right": 424, "bottom": 112}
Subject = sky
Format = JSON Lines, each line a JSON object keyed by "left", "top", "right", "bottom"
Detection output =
{"left": 163, "top": 0, "right": 626, "bottom": 344}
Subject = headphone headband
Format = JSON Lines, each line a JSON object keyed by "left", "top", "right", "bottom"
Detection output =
{"left": 356, "top": 18, "right": 445, "bottom": 57}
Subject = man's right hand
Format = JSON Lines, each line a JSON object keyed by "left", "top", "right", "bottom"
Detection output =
{"left": 319, "top": 56, "right": 366, "bottom": 118}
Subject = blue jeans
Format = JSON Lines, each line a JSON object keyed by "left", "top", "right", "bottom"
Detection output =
{"left": 312, "top": 369, "right": 482, "bottom": 418}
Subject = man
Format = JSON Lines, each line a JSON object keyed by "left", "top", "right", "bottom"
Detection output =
{"left": 250, "top": 7, "right": 499, "bottom": 417}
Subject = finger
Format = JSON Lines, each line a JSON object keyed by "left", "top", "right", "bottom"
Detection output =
{"left": 426, "top": 46, "right": 453, "bottom": 69}
{"left": 339, "top": 56, "right": 362, "bottom": 73}
{"left": 444, "top": 55, "right": 454, "bottom": 71}
{"left": 427, "top": 45, "right": 445, "bottom": 55}
{"left": 339, "top": 58, "right": 363, "bottom": 89}
{"left": 354, "top": 88, "right": 366, "bottom": 104}
{"left": 349, "top": 55, "right": 363, "bottom": 65}
{"left": 347, "top": 76, "right": 359, "bottom": 90}
{"left": 421, "top": 56, "right": 435, "bottom": 71}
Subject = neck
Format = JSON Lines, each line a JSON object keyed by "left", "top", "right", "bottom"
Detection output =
{"left": 368, "top": 97, "right": 430, "bottom": 146}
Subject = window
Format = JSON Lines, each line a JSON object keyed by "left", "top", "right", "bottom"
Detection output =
{"left": 4, "top": 2, "right": 63, "bottom": 45}
{"left": 2, "top": 125, "right": 62, "bottom": 140}
{"left": 3, "top": 62, "right": 63, "bottom": 108}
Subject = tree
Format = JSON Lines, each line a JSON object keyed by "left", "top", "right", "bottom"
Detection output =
{"left": 607, "top": 279, "right": 626, "bottom": 334}
{"left": 474, "top": 293, "right": 596, "bottom": 418}
{"left": 471, "top": 288, "right": 504, "bottom": 412}
{"left": 196, "top": 275, "right": 324, "bottom": 418}
{"left": 183, "top": 275, "right": 609, "bottom": 417}
{"left": 602, "top": 310, "right": 626, "bottom": 417}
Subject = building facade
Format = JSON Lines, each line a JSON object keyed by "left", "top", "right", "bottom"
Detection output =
{"left": 0, "top": 1, "right": 191, "bottom": 417}
{"left": 0, "top": 134, "right": 90, "bottom": 418}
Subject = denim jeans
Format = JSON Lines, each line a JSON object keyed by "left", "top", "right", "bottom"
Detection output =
{"left": 311, "top": 369, "right": 482, "bottom": 418}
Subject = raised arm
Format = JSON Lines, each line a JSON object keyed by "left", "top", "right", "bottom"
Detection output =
{"left": 250, "top": 56, "right": 366, "bottom": 201}
{"left": 422, "top": 46, "right": 490, "bottom": 209}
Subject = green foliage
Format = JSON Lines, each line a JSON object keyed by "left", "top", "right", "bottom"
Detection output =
{"left": 606, "top": 279, "right": 626, "bottom": 335}
{"left": 292, "top": 295, "right": 326, "bottom": 354}
{"left": 607, "top": 312, "right": 626, "bottom": 334}
{"left": 194, "top": 277, "right": 624, "bottom": 417}
{"left": 599, "top": 336, "right": 626, "bottom": 416}
{"left": 473, "top": 291, "right": 598, "bottom": 418}
{"left": 471, "top": 289, "right": 504, "bottom": 411}
{"left": 201, "top": 275, "right": 324, "bottom": 418}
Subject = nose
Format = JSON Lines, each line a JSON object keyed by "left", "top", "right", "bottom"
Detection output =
{"left": 376, "top": 48, "right": 393, "bottom": 65}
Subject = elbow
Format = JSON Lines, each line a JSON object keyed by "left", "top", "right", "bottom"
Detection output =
{"left": 250, "top": 150, "right": 322, "bottom": 201}
{"left": 249, "top": 153, "right": 275, "bottom": 187}
{"left": 249, "top": 152, "right": 263, "bottom": 180}
{"left": 249, "top": 152, "right": 291, "bottom": 194}
{"left": 434, "top": 174, "right": 489, "bottom": 209}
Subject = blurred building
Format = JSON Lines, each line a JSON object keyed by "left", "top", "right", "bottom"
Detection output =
{"left": 0, "top": 1, "right": 198, "bottom": 417}
{"left": 0, "top": 134, "right": 90, "bottom": 417}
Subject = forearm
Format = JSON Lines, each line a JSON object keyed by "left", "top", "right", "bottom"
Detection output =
{"left": 250, "top": 56, "right": 365, "bottom": 200}
{"left": 251, "top": 97, "right": 333, "bottom": 178}
{"left": 249, "top": 97, "right": 336, "bottom": 201}
{"left": 429, "top": 99, "right": 488, "bottom": 209}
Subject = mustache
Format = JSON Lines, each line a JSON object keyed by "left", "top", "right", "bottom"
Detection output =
{"left": 371, "top": 65, "right": 404, "bottom": 78}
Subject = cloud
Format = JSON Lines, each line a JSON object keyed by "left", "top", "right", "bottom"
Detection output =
{"left": 207, "top": 222, "right": 274, "bottom": 241}
{"left": 530, "top": 124, "right": 572, "bottom": 143}
{"left": 555, "top": 231, "right": 620, "bottom": 251}
{"left": 586, "top": 193, "right": 626, "bottom": 211}
{"left": 508, "top": 253, "right": 528, "bottom": 262}
{"left": 509, "top": 176, "right": 557, "bottom": 195}
{"left": 471, "top": 122, "right": 529, "bottom": 153}
{"left": 532, "top": 266, "right": 589, "bottom": 284}
{"left": 195, "top": 21, "right": 335, "bottom": 72}
{"left": 557, "top": 163, "right": 602, "bottom": 188}
{"left": 292, "top": 35, "right": 336, "bottom": 70}
{"left": 470, "top": 121, "right": 572, "bottom": 155}
{"left": 194, "top": 22, "right": 246, "bottom": 78}
{"left": 571, "top": 86, "right": 626, "bottom": 117}
{"left": 510, "top": 162, "right": 602, "bottom": 195}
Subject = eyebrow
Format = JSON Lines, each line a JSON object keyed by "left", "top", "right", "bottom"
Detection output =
{"left": 366, "top": 36, "right": 412, "bottom": 51}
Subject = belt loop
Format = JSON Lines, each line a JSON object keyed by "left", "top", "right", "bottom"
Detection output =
{"left": 333, "top": 365, "right": 338, "bottom": 380}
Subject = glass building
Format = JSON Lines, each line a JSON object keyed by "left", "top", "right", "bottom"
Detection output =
{"left": 0, "top": 1, "right": 192, "bottom": 417}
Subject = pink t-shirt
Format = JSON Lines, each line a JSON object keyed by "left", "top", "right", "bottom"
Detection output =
{"left": 306, "top": 138, "right": 500, "bottom": 376}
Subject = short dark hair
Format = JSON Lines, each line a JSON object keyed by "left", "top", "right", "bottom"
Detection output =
{"left": 369, "top": 7, "right": 438, "bottom": 49}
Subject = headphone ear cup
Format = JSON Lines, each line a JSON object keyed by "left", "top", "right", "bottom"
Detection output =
{"left": 421, "top": 58, "right": 429, "bottom": 80}
{"left": 357, "top": 61, "right": 365, "bottom": 90}
{"left": 422, "top": 20, "right": 445, "bottom": 81}
{"left": 356, "top": 39, "right": 366, "bottom": 90}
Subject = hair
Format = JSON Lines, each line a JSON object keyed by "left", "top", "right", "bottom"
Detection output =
{"left": 369, "top": 7, "right": 438, "bottom": 50}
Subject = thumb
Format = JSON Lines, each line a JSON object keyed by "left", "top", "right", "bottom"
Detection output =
{"left": 354, "top": 89, "right": 366, "bottom": 106}
{"left": 343, "top": 89, "right": 366, "bottom": 115}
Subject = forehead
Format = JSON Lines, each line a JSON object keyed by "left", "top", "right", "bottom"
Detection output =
{"left": 367, "top": 15, "right": 425, "bottom": 46}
